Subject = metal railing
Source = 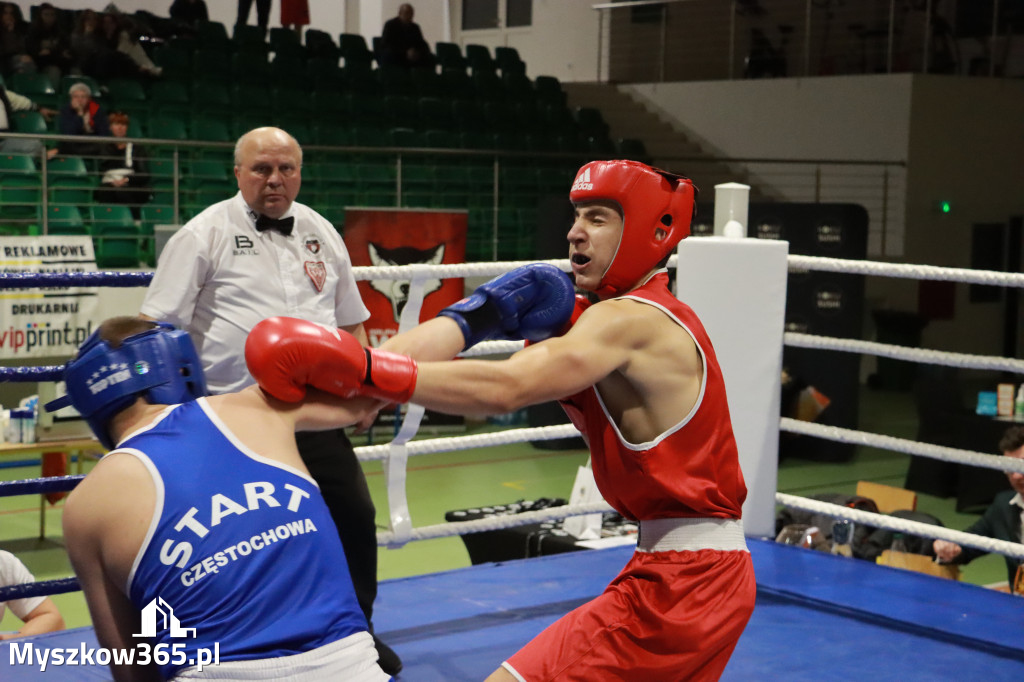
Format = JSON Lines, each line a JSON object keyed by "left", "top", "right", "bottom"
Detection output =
{"left": 0, "top": 131, "right": 904, "bottom": 260}
{"left": 593, "top": 0, "right": 1016, "bottom": 83}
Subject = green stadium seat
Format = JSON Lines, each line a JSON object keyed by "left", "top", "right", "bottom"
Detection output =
{"left": 534, "top": 75, "right": 567, "bottom": 107}
{"left": 465, "top": 44, "right": 496, "bottom": 73}
{"left": 305, "top": 29, "right": 340, "bottom": 60}
{"left": 383, "top": 95, "right": 417, "bottom": 129}
{"left": 149, "top": 116, "right": 189, "bottom": 142}
{"left": 232, "top": 51, "right": 270, "bottom": 86}
{"left": 191, "top": 48, "right": 233, "bottom": 85}
{"left": 153, "top": 45, "right": 192, "bottom": 81}
{"left": 197, "top": 21, "right": 231, "bottom": 50}
{"left": 232, "top": 23, "right": 268, "bottom": 53}
{"left": 12, "top": 110, "right": 48, "bottom": 136}
{"left": 575, "top": 107, "right": 610, "bottom": 140}
{"left": 191, "top": 116, "right": 233, "bottom": 143}
{"left": 10, "top": 72, "right": 57, "bottom": 108}
{"left": 148, "top": 81, "right": 191, "bottom": 115}
{"left": 435, "top": 42, "right": 468, "bottom": 71}
{"left": 439, "top": 68, "right": 476, "bottom": 100}
{"left": 45, "top": 204, "right": 87, "bottom": 235}
{"left": 190, "top": 82, "right": 232, "bottom": 118}
{"left": 270, "top": 54, "right": 309, "bottom": 89}
{"left": 410, "top": 69, "right": 443, "bottom": 98}
{"left": 338, "top": 33, "right": 375, "bottom": 68}
{"left": 50, "top": 175, "right": 96, "bottom": 208}
{"left": 307, "top": 57, "right": 345, "bottom": 90}
{"left": 417, "top": 98, "right": 455, "bottom": 131}
{"left": 495, "top": 46, "right": 524, "bottom": 75}
{"left": 377, "top": 65, "right": 414, "bottom": 97}
{"left": 269, "top": 27, "right": 304, "bottom": 57}
{"left": 94, "top": 222, "right": 146, "bottom": 268}
{"left": 472, "top": 71, "right": 505, "bottom": 102}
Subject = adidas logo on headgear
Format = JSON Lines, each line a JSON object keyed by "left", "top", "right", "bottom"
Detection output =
{"left": 571, "top": 168, "right": 593, "bottom": 192}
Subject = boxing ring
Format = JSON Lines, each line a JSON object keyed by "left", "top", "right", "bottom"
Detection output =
{"left": 2, "top": 244, "right": 1024, "bottom": 679}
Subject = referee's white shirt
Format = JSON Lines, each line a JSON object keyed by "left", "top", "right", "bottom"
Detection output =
{"left": 141, "top": 192, "right": 370, "bottom": 394}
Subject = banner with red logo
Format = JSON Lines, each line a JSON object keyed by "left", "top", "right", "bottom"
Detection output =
{"left": 343, "top": 208, "right": 467, "bottom": 348}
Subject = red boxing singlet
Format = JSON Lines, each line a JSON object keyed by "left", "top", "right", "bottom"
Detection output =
{"left": 559, "top": 272, "right": 747, "bottom": 521}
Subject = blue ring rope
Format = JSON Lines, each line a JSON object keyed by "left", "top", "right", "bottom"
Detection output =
{"left": 0, "top": 577, "right": 80, "bottom": 602}
{"left": 0, "top": 271, "right": 153, "bottom": 288}
{"left": 0, "top": 475, "right": 84, "bottom": 497}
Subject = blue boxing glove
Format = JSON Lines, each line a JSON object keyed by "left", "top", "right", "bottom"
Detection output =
{"left": 439, "top": 263, "right": 575, "bottom": 350}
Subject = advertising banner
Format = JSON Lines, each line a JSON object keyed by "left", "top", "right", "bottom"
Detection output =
{"left": 344, "top": 208, "right": 468, "bottom": 348}
{"left": 0, "top": 236, "right": 98, "bottom": 359}
{"left": 344, "top": 208, "right": 467, "bottom": 431}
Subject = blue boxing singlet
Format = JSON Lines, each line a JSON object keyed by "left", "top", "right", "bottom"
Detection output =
{"left": 124, "top": 398, "right": 366, "bottom": 679}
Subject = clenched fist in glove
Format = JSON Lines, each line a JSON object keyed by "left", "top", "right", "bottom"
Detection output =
{"left": 438, "top": 263, "right": 575, "bottom": 350}
{"left": 245, "top": 317, "right": 418, "bottom": 404}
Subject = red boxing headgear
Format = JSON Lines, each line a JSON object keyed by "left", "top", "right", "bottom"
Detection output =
{"left": 570, "top": 160, "right": 696, "bottom": 298}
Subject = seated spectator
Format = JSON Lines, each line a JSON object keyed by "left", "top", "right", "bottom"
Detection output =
{"left": 98, "top": 12, "right": 161, "bottom": 78}
{"left": 169, "top": 0, "right": 208, "bottom": 29}
{"left": 933, "top": 425, "right": 1024, "bottom": 593}
{"left": 55, "top": 82, "right": 110, "bottom": 159}
{"left": 94, "top": 111, "right": 151, "bottom": 218}
{"left": 0, "top": 82, "right": 56, "bottom": 156}
{"left": 0, "top": 549, "right": 66, "bottom": 640}
{"left": 0, "top": 2, "right": 34, "bottom": 77}
{"left": 70, "top": 9, "right": 135, "bottom": 81}
{"left": 379, "top": 3, "right": 434, "bottom": 69}
{"left": 26, "top": 2, "right": 72, "bottom": 90}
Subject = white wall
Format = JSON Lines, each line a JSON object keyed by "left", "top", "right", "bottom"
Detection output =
{"left": 625, "top": 75, "right": 913, "bottom": 162}
{"left": 449, "top": 0, "right": 599, "bottom": 81}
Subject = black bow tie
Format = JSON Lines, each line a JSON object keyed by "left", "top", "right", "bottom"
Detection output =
{"left": 255, "top": 215, "right": 294, "bottom": 236}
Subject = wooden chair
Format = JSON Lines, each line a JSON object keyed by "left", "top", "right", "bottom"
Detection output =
{"left": 856, "top": 480, "right": 917, "bottom": 514}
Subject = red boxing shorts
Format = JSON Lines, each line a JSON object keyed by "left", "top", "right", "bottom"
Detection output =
{"left": 503, "top": 548, "right": 756, "bottom": 681}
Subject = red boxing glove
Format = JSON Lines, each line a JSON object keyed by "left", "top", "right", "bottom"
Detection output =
{"left": 245, "top": 317, "right": 418, "bottom": 404}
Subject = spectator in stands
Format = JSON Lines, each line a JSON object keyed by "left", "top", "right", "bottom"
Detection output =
{"left": 0, "top": 548, "right": 65, "bottom": 640}
{"left": 379, "top": 3, "right": 434, "bottom": 69}
{"left": 169, "top": 0, "right": 208, "bottom": 29}
{"left": 56, "top": 81, "right": 109, "bottom": 158}
{"left": 281, "top": 0, "right": 309, "bottom": 37}
{"left": 97, "top": 12, "right": 161, "bottom": 78}
{"left": 27, "top": 3, "right": 73, "bottom": 90}
{"left": 0, "top": 82, "right": 56, "bottom": 155}
{"left": 237, "top": 0, "right": 271, "bottom": 30}
{"left": 0, "top": 2, "right": 34, "bottom": 77}
{"left": 933, "top": 425, "right": 1024, "bottom": 593}
{"left": 94, "top": 111, "right": 151, "bottom": 218}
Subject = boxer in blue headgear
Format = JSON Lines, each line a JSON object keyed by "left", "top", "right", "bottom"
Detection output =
{"left": 46, "top": 317, "right": 207, "bottom": 449}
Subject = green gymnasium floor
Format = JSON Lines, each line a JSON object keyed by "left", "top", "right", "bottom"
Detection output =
{"left": 0, "top": 387, "right": 1009, "bottom": 633}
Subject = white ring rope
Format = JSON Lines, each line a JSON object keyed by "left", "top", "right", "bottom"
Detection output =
{"left": 377, "top": 501, "right": 615, "bottom": 545}
{"left": 357, "top": 424, "right": 581, "bottom": 462}
{"left": 785, "top": 332, "right": 1024, "bottom": 374}
{"left": 787, "top": 254, "right": 1024, "bottom": 288}
{"left": 775, "top": 493, "right": 1024, "bottom": 561}
{"left": 780, "top": 418, "right": 1024, "bottom": 475}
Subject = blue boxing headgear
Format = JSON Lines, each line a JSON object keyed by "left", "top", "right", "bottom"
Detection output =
{"left": 45, "top": 322, "right": 208, "bottom": 449}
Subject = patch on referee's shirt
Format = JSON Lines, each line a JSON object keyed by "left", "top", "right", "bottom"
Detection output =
{"left": 305, "top": 262, "right": 326, "bottom": 292}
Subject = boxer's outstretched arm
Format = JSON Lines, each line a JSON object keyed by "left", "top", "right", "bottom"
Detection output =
{"left": 411, "top": 299, "right": 641, "bottom": 416}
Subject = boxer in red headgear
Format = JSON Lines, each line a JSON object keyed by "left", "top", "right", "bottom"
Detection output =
{"left": 568, "top": 159, "right": 697, "bottom": 299}
{"left": 247, "top": 160, "right": 756, "bottom": 682}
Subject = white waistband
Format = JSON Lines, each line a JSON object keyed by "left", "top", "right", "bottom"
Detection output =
{"left": 636, "top": 517, "right": 748, "bottom": 553}
{"left": 171, "top": 631, "right": 389, "bottom": 681}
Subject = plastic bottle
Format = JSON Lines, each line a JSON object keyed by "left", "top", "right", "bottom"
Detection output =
{"left": 890, "top": 532, "right": 909, "bottom": 554}
{"left": 1015, "top": 385, "right": 1024, "bottom": 419}
{"left": 831, "top": 520, "right": 854, "bottom": 557}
